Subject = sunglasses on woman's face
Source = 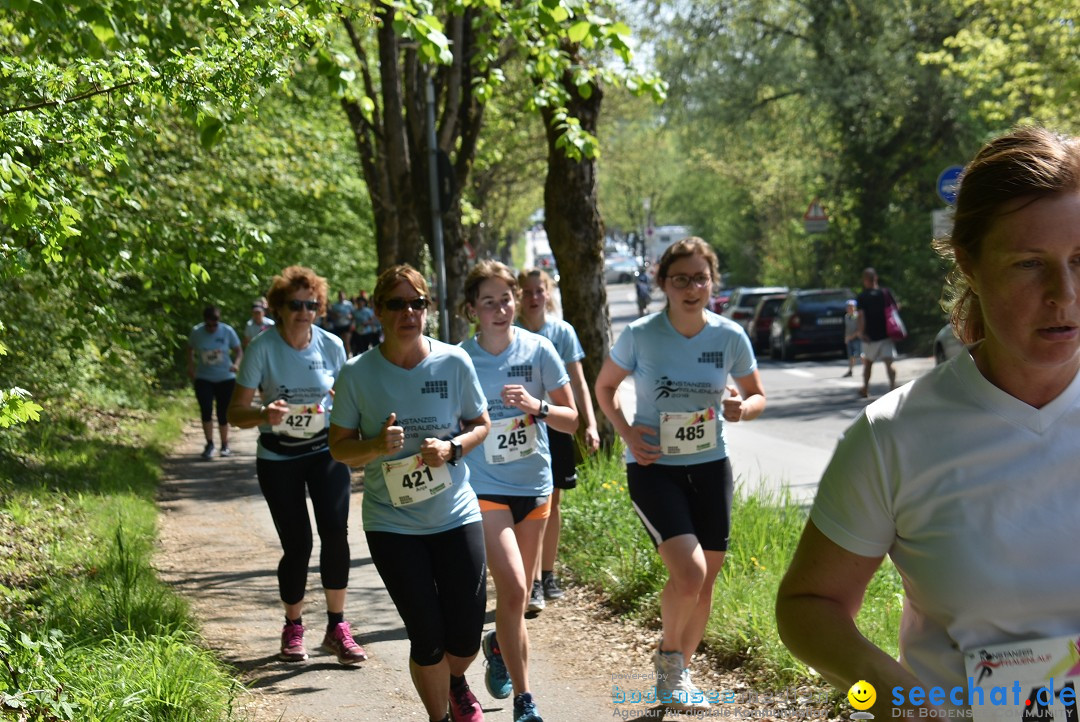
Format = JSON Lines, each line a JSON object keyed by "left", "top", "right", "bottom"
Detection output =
{"left": 286, "top": 299, "right": 320, "bottom": 312}
{"left": 384, "top": 296, "right": 429, "bottom": 312}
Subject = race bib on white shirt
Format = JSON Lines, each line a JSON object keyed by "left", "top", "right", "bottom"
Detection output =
{"left": 271, "top": 403, "right": 326, "bottom": 438}
{"left": 200, "top": 348, "right": 225, "bottom": 365}
{"left": 963, "top": 633, "right": 1080, "bottom": 722}
{"left": 659, "top": 408, "right": 718, "bottom": 456}
{"left": 483, "top": 415, "right": 538, "bottom": 465}
{"left": 381, "top": 454, "right": 453, "bottom": 507}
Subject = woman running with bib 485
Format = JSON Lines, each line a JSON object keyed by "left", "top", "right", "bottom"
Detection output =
{"left": 460, "top": 261, "right": 578, "bottom": 722}
{"left": 595, "top": 237, "right": 766, "bottom": 711}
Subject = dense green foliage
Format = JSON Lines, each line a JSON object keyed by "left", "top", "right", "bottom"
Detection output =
{"left": 0, "top": 397, "right": 244, "bottom": 720}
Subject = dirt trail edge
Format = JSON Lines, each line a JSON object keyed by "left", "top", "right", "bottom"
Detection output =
{"left": 155, "top": 421, "right": 831, "bottom": 722}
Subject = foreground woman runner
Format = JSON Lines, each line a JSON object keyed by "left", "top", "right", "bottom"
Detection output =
{"left": 595, "top": 237, "right": 766, "bottom": 710}
{"left": 329, "top": 264, "right": 491, "bottom": 722}
{"left": 461, "top": 261, "right": 578, "bottom": 722}
{"left": 228, "top": 265, "right": 366, "bottom": 664}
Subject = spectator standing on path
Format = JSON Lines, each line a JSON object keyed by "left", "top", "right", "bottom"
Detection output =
{"left": 329, "top": 290, "right": 355, "bottom": 357}
{"left": 187, "top": 305, "right": 242, "bottom": 459}
{"left": 329, "top": 264, "right": 491, "bottom": 722}
{"left": 227, "top": 266, "right": 367, "bottom": 667}
{"left": 461, "top": 261, "right": 579, "bottom": 722}
{"left": 242, "top": 297, "right": 276, "bottom": 349}
{"left": 842, "top": 299, "right": 860, "bottom": 377}
{"left": 515, "top": 267, "right": 600, "bottom": 612}
{"left": 594, "top": 237, "right": 766, "bottom": 711}
{"left": 855, "top": 267, "right": 898, "bottom": 397}
{"left": 776, "top": 126, "right": 1080, "bottom": 718}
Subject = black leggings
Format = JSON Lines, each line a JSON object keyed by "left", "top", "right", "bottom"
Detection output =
{"left": 256, "top": 452, "right": 352, "bottom": 604}
{"left": 367, "top": 522, "right": 486, "bottom": 666}
{"left": 194, "top": 378, "right": 235, "bottom": 425}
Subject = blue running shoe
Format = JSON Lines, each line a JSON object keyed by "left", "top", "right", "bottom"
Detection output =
{"left": 513, "top": 692, "right": 543, "bottom": 722}
{"left": 481, "top": 630, "right": 512, "bottom": 699}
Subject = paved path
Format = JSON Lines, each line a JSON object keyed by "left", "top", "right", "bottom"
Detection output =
{"left": 155, "top": 422, "right": 624, "bottom": 722}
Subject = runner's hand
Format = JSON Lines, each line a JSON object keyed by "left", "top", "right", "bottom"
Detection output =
{"left": 263, "top": 399, "right": 289, "bottom": 425}
{"left": 625, "top": 425, "right": 661, "bottom": 466}
{"left": 379, "top": 413, "right": 405, "bottom": 455}
{"left": 420, "top": 438, "right": 450, "bottom": 467}
{"left": 721, "top": 385, "right": 744, "bottom": 422}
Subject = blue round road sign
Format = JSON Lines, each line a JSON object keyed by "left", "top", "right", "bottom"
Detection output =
{"left": 937, "top": 165, "right": 964, "bottom": 205}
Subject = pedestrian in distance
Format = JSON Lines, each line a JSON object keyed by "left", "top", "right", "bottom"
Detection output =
{"left": 515, "top": 267, "right": 601, "bottom": 613}
{"left": 242, "top": 297, "right": 275, "bottom": 349}
{"left": 351, "top": 293, "right": 381, "bottom": 355}
{"left": 461, "top": 261, "right": 579, "bottom": 722}
{"left": 226, "top": 266, "right": 366, "bottom": 666}
{"left": 776, "top": 126, "right": 1080, "bottom": 719}
{"left": 855, "top": 267, "right": 899, "bottom": 397}
{"left": 329, "top": 289, "right": 356, "bottom": 357}
{"left": 842, "top": 299, "right": 860, "bottom": 377}
{"left": 187, "top": 305, "right": 242, "bottom": 459}
{"left": 328, "top": 264, "right": 491, "bottom": 722}
{"left": 594, "top": 237, "right": 766, "bottom": 711}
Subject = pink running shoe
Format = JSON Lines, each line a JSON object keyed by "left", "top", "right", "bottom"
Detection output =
{"left": 279, "top": 623, "right": 307, "bottom": 661}
{"left": 321, "top": 621, "right": 368, "bottom": 664}
{"left": 448, "top": 679, "right": 484, "bottom": 722}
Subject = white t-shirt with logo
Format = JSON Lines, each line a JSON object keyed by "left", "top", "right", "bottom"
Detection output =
{"left": 608, "top": 310, "right": 756, "bottom": 466}
{"left": 811, "top": 347, "right": 1080, "bottom": 691}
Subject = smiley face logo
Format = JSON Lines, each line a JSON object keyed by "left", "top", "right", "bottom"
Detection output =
{"left": 848, "top": 680, "right": 876, "bottom": 710}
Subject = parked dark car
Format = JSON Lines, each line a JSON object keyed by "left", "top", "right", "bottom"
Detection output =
{"left": 769, "top": 288, "right": 855, "bottom": 361}
{"left": 747, "top": 294, "right": 788, "bottom": 352}
{"left": 722, "top": 286, "right": 789, "bottom": 335}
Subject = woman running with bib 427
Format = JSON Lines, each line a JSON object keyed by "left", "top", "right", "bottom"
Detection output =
{"left": 461, "top": 261, "right": 578, "bottom": 722}
{"left": 595, "top": 237, "right": 766, "bottom": 710}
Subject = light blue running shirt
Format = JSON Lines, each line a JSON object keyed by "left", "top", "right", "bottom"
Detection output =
{"left": 189, "top": 322, "right": 241, "bottom": 382}
{"left": 609, "top": 310, "right": 756, "bottom": 466}
{"left": 244, "top": 316, "right": 276, "bottom": 343}
{"left": 330, "top": 338, "right": 486, "bottom": 535}
{"left": 460, "top": 329, "right": 569, "bottom": 497}
{"left": 236, "top": 326, "right": 346, "bottom": 461}
{"left": 515, "top": 316, "right": 585, "bottom": 365}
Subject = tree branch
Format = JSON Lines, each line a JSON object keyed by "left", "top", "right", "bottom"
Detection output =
{"left": 1, "top": 79, "right": 141, "bottom": 116}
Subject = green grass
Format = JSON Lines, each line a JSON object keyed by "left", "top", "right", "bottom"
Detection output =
{"left": 0, "top": 395, "right": 245, "bottom": 721}
{"left": 560, "top": 442, "right": 904, "bottom": 691}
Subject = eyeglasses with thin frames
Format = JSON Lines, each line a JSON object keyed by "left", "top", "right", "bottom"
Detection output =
{"left": 384, "top": 297, "right": 429, "bottom": 312}
{"left": 668, "top": 274, "right": 712, "bottom": 289}
{"left": 286, "top": 299, "right": 320, "bottom": 312}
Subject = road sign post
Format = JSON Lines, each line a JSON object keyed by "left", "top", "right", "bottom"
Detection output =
{"left": 803, "top": 197, "right": 828, "bottom": 234}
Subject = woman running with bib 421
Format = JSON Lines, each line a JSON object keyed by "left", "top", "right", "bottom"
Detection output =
{"left": 328, "top": 265, "right": 491, "bottom": 722}
{"left": 461, "top": 261, "right": 577, "bottom": 722}
{"left": 595, "top": 237, "right": 766, "bottom": 710}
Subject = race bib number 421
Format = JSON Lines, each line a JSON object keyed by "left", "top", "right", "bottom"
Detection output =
{"left": 381, "top": 454, "right": 453, "bottom": 508}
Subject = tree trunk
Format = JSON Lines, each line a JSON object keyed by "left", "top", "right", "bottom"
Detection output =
{"left": 539, "top": 65, "right": 613, "bottom": 445}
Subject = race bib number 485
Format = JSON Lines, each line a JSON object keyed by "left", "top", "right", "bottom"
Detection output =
{"left": 659, "top": 408, "right": 718, "bottom": 456}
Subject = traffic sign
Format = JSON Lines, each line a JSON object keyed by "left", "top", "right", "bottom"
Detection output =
{"left": 804, "top": 197, "right": 828, "bottom": 234}
{"left": 936, "top": 165, "right": 964, "bottom": 205}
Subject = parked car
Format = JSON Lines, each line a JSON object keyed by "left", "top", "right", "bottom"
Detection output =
{"left": 604, "top": 256, "right": 641, "bottom": 284}
{"left": 769, "top": 288, "right": 855, "bottom": 361}
{"left": 722, "top": 286, "right": 789, "bottom": 334}
{"left": 933, "top": 323, "right": 965, "bottom": 364}
{"left": 747, "top": 293, "right": 788, "bottom": 352}
{"left": 710, "top": 289, "right": 732, "bottom": 314}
